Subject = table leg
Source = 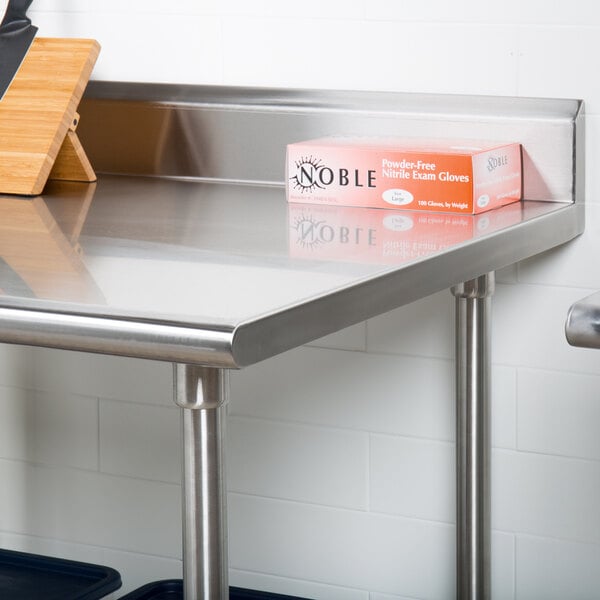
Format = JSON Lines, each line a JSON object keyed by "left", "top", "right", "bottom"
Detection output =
{"left": 451, "top": 273, "right": 494, "bottom": 600}
{"left": 174, "top": 364, "right": 229, "bottom": 600}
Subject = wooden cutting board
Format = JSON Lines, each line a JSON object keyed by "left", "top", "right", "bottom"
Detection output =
{"left": 0, "top": 37, "right": 100, "bottom": 196}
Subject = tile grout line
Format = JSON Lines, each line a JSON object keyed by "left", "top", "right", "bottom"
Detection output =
{"left": 97, "top": 396, "right": 101, "bottom": 472}
{"left": 514, "top": 533, "right": 518, "bottom": 600}
{"left": 366, "top": 433, "right": 371, "bottom": 513}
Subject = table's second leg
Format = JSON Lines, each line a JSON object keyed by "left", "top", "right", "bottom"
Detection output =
{"left": 174, "top": 364, "right": 229, "bottom": 600}
{"left": 451, "top": 273, "right": 494, "bottom": 600}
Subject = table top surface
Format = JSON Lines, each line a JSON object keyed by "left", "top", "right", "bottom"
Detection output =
{"left": 0, "top": 174, "right": 582, "bottom": 367}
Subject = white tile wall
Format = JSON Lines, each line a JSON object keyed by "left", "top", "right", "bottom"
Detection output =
{"left": 517, "top": 202, "right": 600, "bottom": 288}
{"left": 370, "top": 435, "right": 455, "bottom": 522}
{"left": 517, "top": 369, "right": 600, "bottom": 461}
{"left": 221, "top": 19, "right": 518, "bottom": 95}
{"left": 493, "top": 283, "right": 600, "bottom": 374}
{"left": 494, "top": 450, "right": 600, "bottom": 544}
{"left": 367, "top": 290, "right": 454, "bottom": 359}
{"left": 231, "top": 347, "right": 517, "bottom": 448}
{"left": 0, "top": 1, "right": 599, "bottom": 599}
{"left": 366, "top": 0, "right": 600, "bottom": 26}
{"left": 371, "top": 594, "right": 426, "bottom": 600}
{"left": 0, "top": 344, "right": 32, "bottom": 387}
{"left": 230, "top": 570, "right": 369, "bottom": 600}
{"left": 228, "top": 417, "right": 369, "bottom": 509}
{"left": 32, "top": 348, "right": 173, "bottom": 406}
{"left": 29, "top": 10, "right": 224, "bottom": 85}
{"left": 516, "top": 535, "right": 600, "bottom": 600}
{"left": 230, "top": 347, "right": 457, "bottom": 439}
{"left": 0, "top": 458, "right": 181, "bottom": 556}
{"left": 99, "top": 399, "right": 181, "bottom": 483}
{"left": 229, "top": 493, "right": 457, "bottom": 599}
{"left": 0, "top": 387, "right": 98, "bottom": 470}
{"left": 307, "top": 322, "right": 367, "bottom": 352}
{"left": 584, "top": 115, "right": 600, "bottom": 202}
{"left": 229, "top": 494, "right": 515, "bottom": 600}
{"left": 518, "top": 26, "right": 600, "bottom": 114}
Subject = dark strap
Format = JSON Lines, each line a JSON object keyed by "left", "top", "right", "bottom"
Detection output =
{"left": 0, "top": 0, "right": 34, "bottom": 35}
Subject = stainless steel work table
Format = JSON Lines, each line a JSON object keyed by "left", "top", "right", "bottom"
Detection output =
{"left": 0, "top": 84, "right": 585, "bottom": 600}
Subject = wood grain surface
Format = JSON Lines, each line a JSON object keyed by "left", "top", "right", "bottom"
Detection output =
{"left": 0, "top": 38, "right": 100, "bottom": 195}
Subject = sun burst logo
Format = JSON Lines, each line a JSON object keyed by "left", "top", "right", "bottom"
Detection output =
{"left": 291, "top": 213, "right": 327, "bottom": 250}
{"left": 290, "top": 155, "right": 326, "bottom": 193}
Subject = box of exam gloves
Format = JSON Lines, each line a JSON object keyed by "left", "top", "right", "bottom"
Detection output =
{"left": 286, "top": 137, "right": 522, "bottom": 214}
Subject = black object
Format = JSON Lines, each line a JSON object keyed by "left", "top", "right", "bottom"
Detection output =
{"left": 0, "top": 0, "right": 38, "bottom": 100}
{"left": 0, "top": 548, "right": 122, "bottom": 600}
{"left": 118, "top": 579, "right": 313, "bottom": 600}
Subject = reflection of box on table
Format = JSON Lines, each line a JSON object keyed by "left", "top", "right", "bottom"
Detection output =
{"left": 288, "top": 202, "right": 524, "bottom": 265}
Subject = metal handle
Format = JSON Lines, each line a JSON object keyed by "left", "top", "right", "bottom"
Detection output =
{"left": 565, "top": 291, "right": 600, "bottom": 349}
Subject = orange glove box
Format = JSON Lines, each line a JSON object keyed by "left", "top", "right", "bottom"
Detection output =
{"left": 286, "top": 138, "right": 522, "bottom": 214}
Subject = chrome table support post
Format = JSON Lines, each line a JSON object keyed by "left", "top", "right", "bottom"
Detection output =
{"left": 174, "top": 364, "right": 229, "bottom": 600}
{"left": 451, "top": 273, "right": 494, "bottom": 600}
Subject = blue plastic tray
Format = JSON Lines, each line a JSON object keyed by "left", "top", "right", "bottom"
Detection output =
{"left": 0, "top": 548, "right": 122, "bottom": 600}
{"left": 119, "top": 579, "right": 312, "bottom": 599}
